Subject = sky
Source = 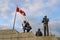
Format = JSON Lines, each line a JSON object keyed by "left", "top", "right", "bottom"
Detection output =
{"left": 0, "top": 0, "right": 60, "bottom": 37}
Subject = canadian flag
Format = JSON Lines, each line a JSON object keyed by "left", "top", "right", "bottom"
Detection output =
{"left": 19, "top": 9, "right": 26, "bottom": 16}
{"left": 16, "top": 7, "right": 26, "bottom": 16}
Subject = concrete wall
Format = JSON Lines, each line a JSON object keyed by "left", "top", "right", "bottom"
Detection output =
{"left": 0, "top": 30, "right": 58, "bottom": 40}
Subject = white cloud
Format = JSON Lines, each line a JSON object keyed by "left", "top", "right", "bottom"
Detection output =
{"left": 25, "top": 0, "right": 30, "bottom": 2}
{"left": 28, "top": 3, "right": 43, "bottom": 12}
{"left": 25, "top": 0, "right": 44, "bottom": 12}
{"left": 0, "top": 24, "right": 9, "bottom": 30}
{"left": 46, "top": 0, "right": 59, "bottom": 7}
{"left": 49, "top": 21, "right": 60, "bottom": 28}
{"left": 48, "top": 21, "right": 60, "bottom": 36}
{"left": 0, "top": 0, "right": 10, "bottom": 19}
{"left": 24, "top": 0, "right": 60, "bottom": 13}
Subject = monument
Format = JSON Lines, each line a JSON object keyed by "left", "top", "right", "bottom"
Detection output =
{"left": 42, "top": 16, "right": 49, "bottom": 36}
{"left": 22, "top": 21, "right": 32, "bottom": 32}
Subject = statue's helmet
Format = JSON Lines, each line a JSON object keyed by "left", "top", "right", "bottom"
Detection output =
{"left": 44, "top": 16, "right": 47, "bottom": 18}
{"left": 38, "top": 28, "right": 40, "bottom": 31}
{"left": 24, "top": 21, "right": 26, "bottom": 23}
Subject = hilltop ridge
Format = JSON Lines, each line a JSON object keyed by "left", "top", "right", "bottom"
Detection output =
{"left": 0, "top": 30, "right": 58, "bottom": 40}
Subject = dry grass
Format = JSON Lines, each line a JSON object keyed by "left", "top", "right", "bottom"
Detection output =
{"left": 0, "top": 30, "right": 58, "bottom": 40}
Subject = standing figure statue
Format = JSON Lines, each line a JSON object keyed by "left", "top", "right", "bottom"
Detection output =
{"left": 22, "top": 21, "right": 32, "bottom": 32}
{"left": 42, "top": 16, "right": 49, "bottom": 36}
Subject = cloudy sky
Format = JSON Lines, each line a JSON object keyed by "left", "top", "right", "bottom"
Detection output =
{"left": 0, "top": 0, "right": 60, "bottom": 37}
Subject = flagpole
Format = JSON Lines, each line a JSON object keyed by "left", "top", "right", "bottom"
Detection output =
{"left": 13, "top": 12, "right": 17, "bottom": 30}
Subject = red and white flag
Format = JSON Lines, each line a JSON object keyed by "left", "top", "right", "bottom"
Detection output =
{"left": 16, "top": 7, "right": 26, "bottom": 16}
{"left": 19, "top": 9, "right": 26, "bottom": 16}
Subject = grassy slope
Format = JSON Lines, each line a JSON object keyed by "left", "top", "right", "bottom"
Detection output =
{"left": 57, "top": 37, "right": 60, "bottom": 40}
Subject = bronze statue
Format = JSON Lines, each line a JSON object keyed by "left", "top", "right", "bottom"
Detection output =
{"left": 22, "top": 21, "right": 32, "bottom": 32}
{"left": 42, "top": 16, "right": 49, "bottom": 36}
